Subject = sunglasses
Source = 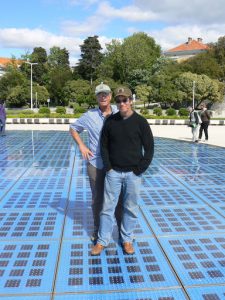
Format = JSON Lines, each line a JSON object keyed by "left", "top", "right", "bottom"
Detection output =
{"left": 115, "top": 98, "right": 129, "bottom": 104}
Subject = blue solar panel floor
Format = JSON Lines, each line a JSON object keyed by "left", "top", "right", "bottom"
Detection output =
{"left": 0, "top": 131, "right": 225, "bottom": 299}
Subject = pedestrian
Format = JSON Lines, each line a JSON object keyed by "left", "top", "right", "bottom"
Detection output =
{"left": 198, "top": 103, "right": 210, "bottom": 142}
{"left": 69, "top": 82, "right": 122, "bottom": 242}
{"left": 91, "top": 86, "right": 154, "bottom": 256}
{"left": 187, "top": 106, "right": 201, "bottom": 143}
{"left": 0, "top": 100, "right": 6, "bottom": 136}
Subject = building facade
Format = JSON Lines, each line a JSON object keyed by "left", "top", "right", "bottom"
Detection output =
{"left": 164, "top": 37, "right": 209, "bottom": 62}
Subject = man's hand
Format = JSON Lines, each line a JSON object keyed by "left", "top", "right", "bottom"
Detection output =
{"left": 79, "top": 144, "right": 94, "bottom": 160}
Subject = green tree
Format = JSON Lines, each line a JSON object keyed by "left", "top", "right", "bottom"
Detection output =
{"left": 149, "top": 57, "right": 182, "bottom": 107}
{"left": 135, "top": 84, "right": 152, "bottom": 107}
{"left": 20, "top": 47, "right": 49, "bottom": 85}
{"left": 122, "top": 33, "right": 161, "bottom": 77}
{"left": 213, "top": 36, "right": 225, "bottom": 64}
{"left": 103, "top": 32, "right": 161, "bottom": 83}
{"left": 127, "top": 69, "right": 151, "bottom": 90}
{"left": 6, "top": 85, "right": 28, "bottom": 107}
{"left": 159, "top": 81, "right": 179, "bottom": 107}
{"left": 0, "top": 65, "right": 27, "bottom": 102}
{"left": 180, "top": 52, "right": 221, "bottom": 79}
{"left": 48, "top": 46, "right": 70, "bottom": 69}
{"left": 175, "top": 72, "right": 224, "bottom": 107}
{"left": 47, "top": 67, "right": 72, "bottom": 105}
{"left": 62, "top": 79, "right": 92, "bottom": 106}
{"left": 46, "top": 46, "right": 72, "bottom": 105}
{"left": 77, "top": 36, "right": 103, "bottom": 84}
{"left": 102, "top": 39, "right": 124, "bottom": 82}
{"left": 33, "top": 84, "right": 49, "bottom": 107}
{"left": 30, "top": 47, "right": 48, "bottom": 84}
{"left": 212, "top": 36, "right": 225, "bottom": 81}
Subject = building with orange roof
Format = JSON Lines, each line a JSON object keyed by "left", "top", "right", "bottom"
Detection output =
{"left": 0, "top": 57, "right": 23, "bottom": 77}
{"left": 164, "top": 37, "right": 209, "bottom": 62}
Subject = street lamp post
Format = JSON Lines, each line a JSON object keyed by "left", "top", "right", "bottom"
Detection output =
{"left": 25, "top": 61, "right": 38, "bottom": 110}
{"left": 35, "top": 92, "right": 38, "bottom": 108}
{"left": 192, "top": 80, "right": 195, "bottom": 109}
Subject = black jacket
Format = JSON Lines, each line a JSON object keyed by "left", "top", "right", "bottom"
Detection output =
{"left": 100, "top": 111, "right": 154, "bottom": 175}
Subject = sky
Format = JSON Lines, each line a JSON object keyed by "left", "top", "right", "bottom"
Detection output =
{"left": 0, "top": 0, "right": 225, "bottom": 65}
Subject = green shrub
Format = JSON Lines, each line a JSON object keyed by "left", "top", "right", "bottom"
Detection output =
{"left": 20, "top": 110, "right": 34, "bottom": 115}
{"left": 18, "top": 113, "right": 36, "bottom": 118}
{"left": 73, "top": 104, "right": 87, "bottom": 114}
{"left": 153, "top": 107, "right": 162, "bottom": 116}
{"left": 68, "top": 102, "right": 74, "bottom": 108}
{"left": 178, "top": 107, "right": 189, "bottom": 116}
{"left": 140, "top": 108, "right": 149, "bottom": 115}
{"left": 6, "top": 109, "right": 34, "bottom": 115}
{"left": 56, "top": 106, "right": 66, "bottom": 114}
{"left": 166, "top": 108, "right": 176, "bottom": 116}
{"left": 39, "top": 107, "right": 50, "bottom": 114}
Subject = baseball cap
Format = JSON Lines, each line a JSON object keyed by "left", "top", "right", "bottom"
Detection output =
{"left": 95, "top": 82, "right": 111, "bottom": 95}
{"left": 114, "top": 86, "right": 132, "bottom": 98}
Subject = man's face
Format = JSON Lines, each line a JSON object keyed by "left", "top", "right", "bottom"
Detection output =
{"left": 96, "top": 92, "right": 111, "bottom": 108}
{"left": 115, "top": 96, "right": 132, "bottom": 114}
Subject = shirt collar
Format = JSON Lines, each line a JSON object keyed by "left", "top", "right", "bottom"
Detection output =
{"left": 98, "top": 105, "right": 117, "bottom": 118}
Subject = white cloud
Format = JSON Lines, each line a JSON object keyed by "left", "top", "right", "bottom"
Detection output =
{"left": 146, "top": 24, "right": 225, "bottom": 51}
{"left": 0, "top": 27, "right": 114, "bottom": 66}
{"left": 61, "top": 15, "right": 108, "bottom": 37}
{"left": 0, "top": 28, "right": 82, "bottom": 53}
{"left": 97, "top": 2, "right": 157, "bottom": 22}
{"left": 0, "top": 28, "right": 84, "bottom": 65}
{"left": 134, "top": 0, "right": 225, "bottom": 24}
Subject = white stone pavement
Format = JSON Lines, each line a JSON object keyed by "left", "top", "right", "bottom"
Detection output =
{"left": 5, "top": 123, "right": 225, "bottom": 148}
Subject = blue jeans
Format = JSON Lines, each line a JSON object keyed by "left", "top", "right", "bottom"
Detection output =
{"left": 97, "top": 170, "right": 141, "bottom": 246}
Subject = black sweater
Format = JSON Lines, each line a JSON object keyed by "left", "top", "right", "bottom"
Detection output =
{"left": 100, "top": 111, "right": 154, "bottom": 175}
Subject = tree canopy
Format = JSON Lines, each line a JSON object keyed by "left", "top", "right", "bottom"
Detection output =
{"left": 77, "top": 36, "right": 103, "bottom": 84}
{"left": 0, "top": 33, "right": 224, "bottom": 109}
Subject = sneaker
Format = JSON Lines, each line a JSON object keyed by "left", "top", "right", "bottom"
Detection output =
{"left": 91, "top": 243, "right": 104, "bottom": 256}
{"left": 123, "top": 242, "right": 135, "bottom": 255}
{"left": 195, "top": 140, "right": 199, "bottom": 143}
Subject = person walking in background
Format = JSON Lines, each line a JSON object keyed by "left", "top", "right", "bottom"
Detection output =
{"left": 0, "top": 100, "right": 6, "bottom": 136}
{"left": 91, "top": 86, "right": 154, "bottom": 256}
{"left": 69, "top": 82, "right": 122, "bottom": 242}
{"left": 187, "top": 106, "right": 201, "bottom": 143}
{"left": 198, "top": 103, "right": 210, "bottom": 142}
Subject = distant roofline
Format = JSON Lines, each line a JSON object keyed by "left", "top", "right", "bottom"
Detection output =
{"left": 165, "top": 37, "right": 209, "bottom": 54}
{"left": 0, "top": 57, "right": 23, "bottom": 67}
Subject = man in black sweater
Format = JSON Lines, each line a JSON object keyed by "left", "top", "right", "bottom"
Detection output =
{"left": 91, "top": 86, "right": 154, "bottom": 255}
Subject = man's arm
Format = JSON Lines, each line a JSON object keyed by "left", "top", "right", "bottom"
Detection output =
{"left": 69, "top": 127, "right": 93, "bottom": 160}
{"left": 100, "top": 121, "right": 112, "bottom": 171}
{"left": 194, "top": 112, "right": 200, "bottom": 124}
{"left": 134, "top": 119, "right": 154, "bottom": 175}
{"left": 206, "top": 110, "right": 211, "bottom": 120}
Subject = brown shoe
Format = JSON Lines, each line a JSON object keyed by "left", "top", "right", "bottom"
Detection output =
{"left": 91, "top": 243, "right": 104, "bottom": 256}
{"left": 123, "top": 242, "right": 135, "bottom": 255}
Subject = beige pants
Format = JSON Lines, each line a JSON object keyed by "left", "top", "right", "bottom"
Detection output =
{"left": 191, "top": 124, "right": 200, "bottom": 142}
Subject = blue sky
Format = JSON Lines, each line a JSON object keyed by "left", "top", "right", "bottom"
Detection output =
{"left": 1, "top": 0, "right": 225, "bottom": 65}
